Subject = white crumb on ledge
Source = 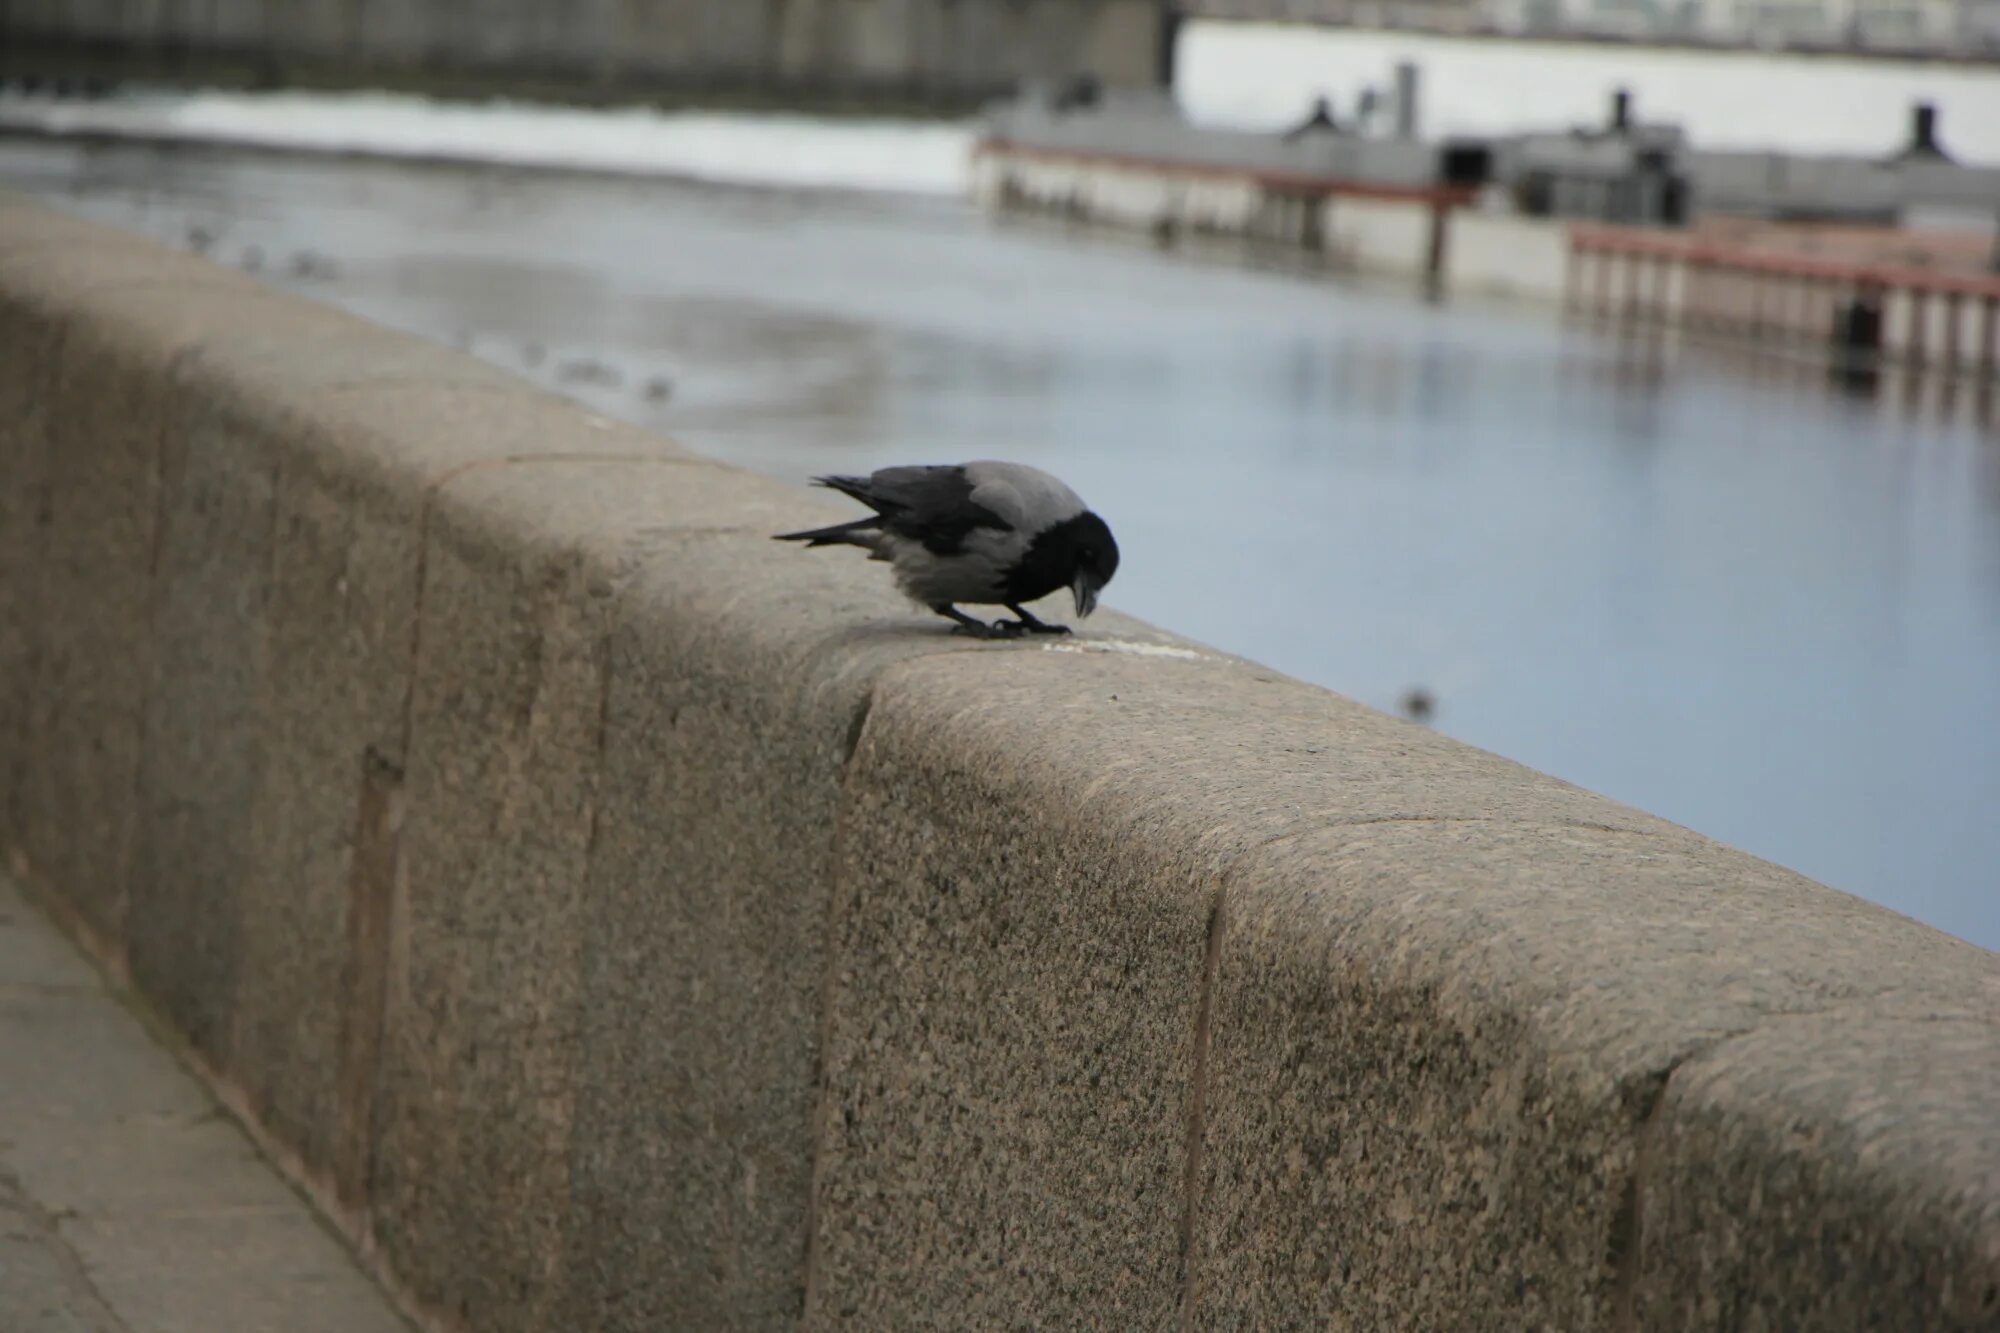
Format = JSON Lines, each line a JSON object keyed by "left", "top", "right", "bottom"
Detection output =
{"left": 1042, "top": 638, "right": 1207, "bottom": 660}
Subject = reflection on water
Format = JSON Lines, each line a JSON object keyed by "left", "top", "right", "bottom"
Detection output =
{"left": 3, "top": 136, "right": 1995, "bottom": 950}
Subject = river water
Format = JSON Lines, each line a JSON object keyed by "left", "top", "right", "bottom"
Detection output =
{"left": 2, "top": 133, "right": 1994, "bottom": 949}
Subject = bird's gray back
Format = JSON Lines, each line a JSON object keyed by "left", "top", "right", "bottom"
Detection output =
{"left": 960, "top": 460, "right": 1086, "bottom": 533}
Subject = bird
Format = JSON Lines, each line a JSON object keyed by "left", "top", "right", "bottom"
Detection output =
{"left": 774, "top": 461, "right": 1119, "bottom": 639}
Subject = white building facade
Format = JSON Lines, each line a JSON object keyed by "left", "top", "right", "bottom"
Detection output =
{"left": 1190, "top": 0, "right": 2000, "bottom": 52}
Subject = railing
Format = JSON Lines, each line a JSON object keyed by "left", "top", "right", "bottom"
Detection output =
{"left": 1567, "top": 221, "right": 2000, "bottom": 379}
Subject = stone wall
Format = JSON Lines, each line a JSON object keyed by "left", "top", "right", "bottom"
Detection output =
{"left": 0, "top": 0, "right": 1165, "bottom": 105}
{"left": 1, "top": 196, "right": 1995, "bottom": 1330}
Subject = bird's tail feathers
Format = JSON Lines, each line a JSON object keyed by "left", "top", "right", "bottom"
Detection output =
{"left": 772, "top": 516, "right": 882, "bottom": 548}
{"left": 812, "top": 474, "right": 881, "bottom": 509}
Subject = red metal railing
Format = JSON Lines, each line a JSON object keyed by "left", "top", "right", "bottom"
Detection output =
{"left": 1566, "top": 222, "right": 2000, "bottom": 378}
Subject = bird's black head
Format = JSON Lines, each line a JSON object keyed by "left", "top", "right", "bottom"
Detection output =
{"left": 1067, "top": 510, "right": 1119, "bottom": 618}
{"left": 1005, "top": 509, "right": 1120, "bottom": 618}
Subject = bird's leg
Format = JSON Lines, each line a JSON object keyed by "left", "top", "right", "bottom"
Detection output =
{"left": 998, "top": 603, "right": 1072, "bottom": 636}
{"left": 934, "top": 604, "right": 1012, "bottom": 639}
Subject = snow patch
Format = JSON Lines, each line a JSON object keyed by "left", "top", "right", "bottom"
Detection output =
{"left": 0, "top": 89, "right": 974, "bottom": 196}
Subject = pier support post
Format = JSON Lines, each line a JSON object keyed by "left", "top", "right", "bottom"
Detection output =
{"left": 1423, "top": 198, "right": 1450, "bottom": 302}
{"left": 1980, "top": 295, "right": 1998, "bottom": 381}
{"left": 1942, "top": 292, "right": 1962, "bottom": 375}
{"left": 1831, "top": 282, "right": 1885, "bottom": 382}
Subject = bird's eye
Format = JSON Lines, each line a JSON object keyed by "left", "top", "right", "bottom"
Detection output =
{"left": 1080, "top": 548, "right": 1096, "bottom": 562}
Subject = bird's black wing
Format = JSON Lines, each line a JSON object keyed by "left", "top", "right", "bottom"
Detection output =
{"left": 815, "top": 466, "right": 1012, "bottom": 555}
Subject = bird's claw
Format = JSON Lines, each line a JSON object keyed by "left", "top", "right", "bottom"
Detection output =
{"left": 950, "top": 620, "right": 1014, "bottom": 640}
{"left": 951, "top": 617, "right": 1072, "bottom": 640}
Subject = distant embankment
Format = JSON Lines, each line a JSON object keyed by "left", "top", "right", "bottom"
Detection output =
{"left": 2, "top": 196, "right": 1996, "bottom": 1330}
{"left": 0, "top": 0, "right": 1166, "bottom": 108}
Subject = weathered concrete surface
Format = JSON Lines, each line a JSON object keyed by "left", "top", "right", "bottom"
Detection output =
{"left": 2, "top": 194, "right": 1995, "bottom": 1331}
{"left": 0, "top": 239, "right": 309, "bottom": 953}
{"left": 0, "top": 869, "right": 411, "bottom": 1333}
{"left": 1634, "top": 998, "right": 2000, "bottom": 1330}
{"left": 555, "top": 527, "right": 953, "bottom": 1330}
{"left": 365, "top": 458, "right": 840, "bottom": 1333}
{"left": 1195, "top": 820, "right": 2000, "bottom": 1329}
{"left": 150, "top": 332, "right": 636, "bottom": 1209}
{"left": 0, "top": 1171, "right": 124, "bottom": 1333}
{"left": 807, "top": 646, "right": 1669, "bottom": 1326}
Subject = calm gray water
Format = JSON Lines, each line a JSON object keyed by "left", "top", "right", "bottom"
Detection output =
{"left": 5, "top": 136, "right": 1996, "bottom": 949}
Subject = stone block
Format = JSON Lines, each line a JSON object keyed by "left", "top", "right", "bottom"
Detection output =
{"left": 364, "top": 457, "right": 887, "bottom": 1333}
{"left": 1633, "top": 1001, "right": 2000, "bottom": 1330}
{"left": 1191, "top": 819, "right": 2000, "bottom": 1329}
{"left": 1, "top": 257, "right": 306, "bottom": 946}
{"left": 804, "top": 644, "right": 1646, "bottom": 1326}
{"left": 561, "top": 522, "right": 959, "bottom": 1330}
{"left": 149, "top": 348, "right": 699, "bottom": 1220}
{"left": 0, "top": 268, "right": 59, "bottom": 854}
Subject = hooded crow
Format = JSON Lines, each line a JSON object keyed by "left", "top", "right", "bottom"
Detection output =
{"left": 774, "top": 461, "right": 1120, "bottom": 638}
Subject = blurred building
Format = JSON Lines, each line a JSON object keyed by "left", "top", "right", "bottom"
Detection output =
{"left": 0, "top": 0, "right": 1171, "bottom": 107}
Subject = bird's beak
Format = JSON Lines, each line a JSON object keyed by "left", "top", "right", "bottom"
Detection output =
{"left": 1071, "top": 574, "right": 1098, "bottom": 619}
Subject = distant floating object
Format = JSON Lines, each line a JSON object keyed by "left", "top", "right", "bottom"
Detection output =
{"left": 287, "top": 251, "right": 338, "bottom": 280}
{"left": 558, "top": 358, "right": 622, "bottom": 388}
{"left": 643, "top": 375, "right": 674, "bottom": 403}
{"left": 1400, "top": 687, "right": 1436, "bottom": 723}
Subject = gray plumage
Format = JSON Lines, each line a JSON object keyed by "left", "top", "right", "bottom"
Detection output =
{"left": 774, "top": 460, "right": 1120, "bottom": 638}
